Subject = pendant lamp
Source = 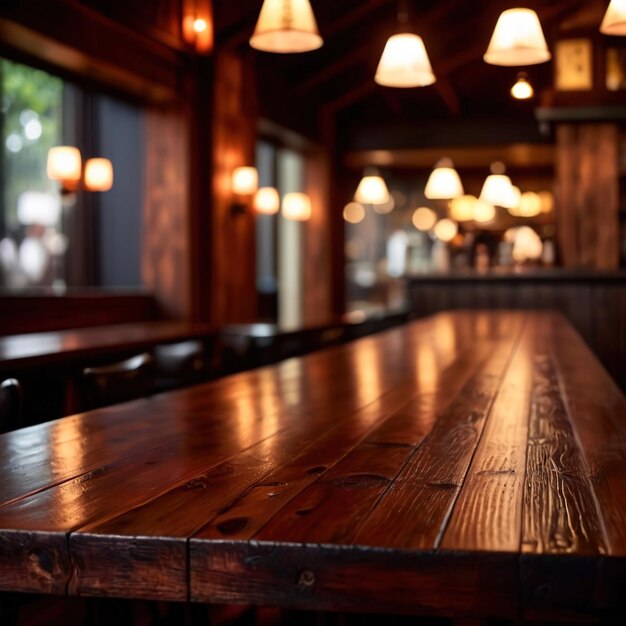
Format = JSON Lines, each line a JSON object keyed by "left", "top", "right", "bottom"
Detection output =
{"left": 601, "top": 0, "right": 626, "bottom": 35}
{"left": 484, "top": 8, "right": 551, "bottom": 66}
{"left": 250, "top": 0, "right": 323, "bottom": 53}
{"left": 375, "top": 1, "right": 435, "bottom": 87}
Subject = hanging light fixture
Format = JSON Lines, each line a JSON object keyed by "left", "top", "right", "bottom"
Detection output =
{"left": 250, "top": 0, "right": 323, "bottom": 53}
{"left": 424, "top": 158, "right": 464, "bottom": 199}
{"left": 480, "top": 162, "right": 518, "bottom": 209}
{"left": 484, "top": 8, "right": 551, "bottom": 66}
{"left": 375, "top": 1, "right": 435, "bottom": 87}
{"left": 354, "top": 169, "right": 390, "bottom": 205}
{"left": 511, "top": 72, "right": 534, "bottom": 99}
{"left": 601, "top": 0, "right": 626, "bottom": 35}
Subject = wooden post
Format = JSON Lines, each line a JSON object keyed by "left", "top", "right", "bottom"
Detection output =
{"left": 555, "top": 123, "right": 620, "bottom": 269}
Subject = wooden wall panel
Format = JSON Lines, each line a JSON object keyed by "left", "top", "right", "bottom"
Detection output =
{"left": 556, "top": 123, "right": 620, "bottom": 269}
{"left": 303, "top": 150, "right": 332, "bottom": 326}
{"left": 210, "top": 51, "right": 258, "bottom": 325}
{"left": 143, "top": 105, "right": 192, "bottom": 320}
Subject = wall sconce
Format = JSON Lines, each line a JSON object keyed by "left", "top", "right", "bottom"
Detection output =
{"left": 231, "top": 166, "right": 258, "bottom": 214}
{"left": 254, "top": 187, "right": 280, "bottom": 215}
{"left": 47, "top": 146, "right": 114, "bottom": 194}
{"left": 182, "top": 0, "right": 214, "bottom": 53}
{"left": 282, "top": 192, "right": 311, "bottom": 221}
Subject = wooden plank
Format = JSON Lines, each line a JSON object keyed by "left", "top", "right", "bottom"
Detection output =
{"left": 520, "top": 315, "right": 610, "bottom": 621}
{"left": 190, "top": 315, "right": 525, "bottom": 616}
{"left": 441, "top": 317, "right": 536, "bottom": 552}
{"left": 349, "top": 320, "right": 523, "bottom": 551}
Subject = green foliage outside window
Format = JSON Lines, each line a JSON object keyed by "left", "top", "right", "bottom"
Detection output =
{"left": 2, "top": 58, "right": 63, "bottom": 232}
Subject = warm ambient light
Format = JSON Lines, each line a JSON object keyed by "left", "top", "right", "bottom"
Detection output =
{"left": 601, "top": 0, "right": 626, "bottom": 35}
{"left": 424, "top": 158, "right": 463, "bottom": 200}
{"left": 375, "top": 33, "right": 435, "bottom": 87}
{"left": 232, "top": 167, "right": 259, "bottom": 196}
{"left": 84, "top": 158, "right": 114, "bottom": 192}
{"left": 47, "top": 146, "right": 82, "bottom": 187}
{"left": 250, "top": 0, "right": 323, "bottom": 53}
{"left": 193, "top": 18, "right": 207, "bottom": 32}
{"left": 450, "top": 195, "right": 477, "bottom": 221}
{"left": 354, "top": 170, "right": 390, "bottom": 205}
{"left": 343, "top": 202, "right": 365, "bottom": 224}
{"left": 282, "top": 192, "right": 311, "bottom": 221}
{"left": 516, "top": 191, "right": 542, "bottom": 217}
{"left": 484, "top": 8, "right": 551, "bottom": 66}
{"left": 511, "top": 73, "right": 534, "bottom": 99}
{"left": 412, "top": 207, "right": 437, "bottom": 231}
{"left": 254, "top": 187, "right": 280, "bottom": 215}
{"left": 182, "top": 0, "right": 213, "bottom": 53}
{"left": 434, "top": 218, "right": 458, "bottom": 243}
{"left": 473, "top": 199, "right": 496, "bottom": 223}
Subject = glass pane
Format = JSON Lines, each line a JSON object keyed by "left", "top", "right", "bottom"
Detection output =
{"left": 1, "top": 58, "right": 63, "bottom": 288}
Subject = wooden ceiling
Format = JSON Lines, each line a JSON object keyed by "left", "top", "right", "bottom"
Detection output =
{"left": 213, "top": 0, "right": 595, "bottom": 139}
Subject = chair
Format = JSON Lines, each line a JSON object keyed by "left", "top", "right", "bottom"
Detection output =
{"left": 153, "top": 340, "right": 207, "bottom": 392}
{"left": 0, "top": 378, "right": 23, "bottom": 434}
{"left": 82, "top": 353, "right": 154, "bottom": 410}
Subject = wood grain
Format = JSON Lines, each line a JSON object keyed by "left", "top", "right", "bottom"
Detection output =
{"left": 0, "top": 311, "right": 623, "bottom": 623}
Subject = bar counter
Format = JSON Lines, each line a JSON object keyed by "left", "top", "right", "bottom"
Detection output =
{"left": 0, "top": 310, "right": 625, "bottom": 622}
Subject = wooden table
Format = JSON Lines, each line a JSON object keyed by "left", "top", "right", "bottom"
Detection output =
{"left": 0, "top": 321, "right": 214, "bottom": 372}
{"left": 0, "top": 311, "right": 625, "bottom": 623}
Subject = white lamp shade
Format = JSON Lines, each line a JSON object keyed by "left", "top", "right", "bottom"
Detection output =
{"left": 449, "top": 195, "right": 477, "bottom": 221}
{"left": 434, "top": 218, "right": 458, "bottom": 243}
{"left": 375, "top": 33, "right": 436, "bottom": 87}
{"left": 283, "top": 192, "right": 311, "bottom": 221}
{"left": 250, "top": 0, "right": 323, "bottom": 53}
{"left": 84, "top": 158, "right": 114, "bottom": 192}
{"left": 511, "top": 75, "right": 534, "bottom": 99}
{"left": 424, "top": 160, "right": 464, "bottom": 199}
{"left": 354, "top": 174, "right": 390, "bottom": 205}
{"left": 601, "top": 0, "right": 626, "bottom": 35}
{"left": 480, "top": 174, "right": 517, "bottom": 209}
{"left": 232, "top": 167, "right": 259, "bottom": 195}
{"left": 47, "top": 146, "right": 82, "bottom": 183}
{"left": 412, "top": 207, "right": 437, "bottom": 231}
{"left": 254, "top": 187, "right": 280, "bottom": 214}
{"left": 472, "top": 199, "right": 496, "bottom": 223}
{"left": 343, "top": 202, "right": 365, "bottom": 224}
{"left": 484, "top": 8, "right": 551, "bottom": 66}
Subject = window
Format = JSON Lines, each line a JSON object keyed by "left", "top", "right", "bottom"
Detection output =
{"left": 1, "top": 59, "right": 63, "bottom": 288}
{"left": 255, "top": 138, "right": 308, "bottom": 327}
{"left": 0, "top": 57, "right": 144, "bottom": 291}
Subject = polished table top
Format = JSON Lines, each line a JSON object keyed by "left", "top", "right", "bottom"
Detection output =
{"left": 0, "top": 321, "right": 214, "bottom": 371}
{"left": 0, "top": 310, "right": 625, "bottom": 622}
